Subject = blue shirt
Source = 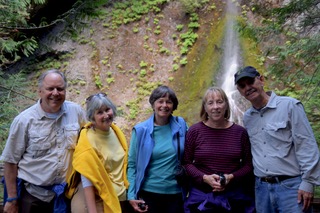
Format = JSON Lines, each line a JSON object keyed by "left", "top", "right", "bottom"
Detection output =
{"left": 243, "top": 91, "right": 320, "bottom": 192}
{"left": 141, "top": 124, "right": 181, "bottom": 194}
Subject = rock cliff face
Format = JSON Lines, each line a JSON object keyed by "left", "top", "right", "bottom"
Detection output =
{"left": 243, "top": 0, "right": 320, "bottom": 36}
{"left": 37, "top": 1, "right": 194, "bottom": 136}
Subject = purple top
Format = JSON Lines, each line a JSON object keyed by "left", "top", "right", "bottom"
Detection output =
{"left": 183, "top": 122, "right": 253, "bottom": 192}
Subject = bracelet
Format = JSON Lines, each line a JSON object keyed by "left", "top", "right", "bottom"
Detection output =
{"left": 7, "top": 197, "right": 18, "bottom": 202}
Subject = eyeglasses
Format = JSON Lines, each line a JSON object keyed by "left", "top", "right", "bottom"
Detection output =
{"left": 86, "top": 92, "right": 107, "bottom": 102}
{"left": 237, "top": 76, "right": 260, "bottom": 89}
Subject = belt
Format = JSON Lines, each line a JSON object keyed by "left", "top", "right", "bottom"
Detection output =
{"left": 259, "top": 176, "right": 298, "bottom": 184}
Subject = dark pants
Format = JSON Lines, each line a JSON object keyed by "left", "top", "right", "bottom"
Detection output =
{"left": 19, "top": 188, "right": 55, "bottom": 213}
{"left": 121, "top": 200, "right": 135, "bottom": 213}
{"left": 139, "top": 190, "right": 184, "bottom": 213}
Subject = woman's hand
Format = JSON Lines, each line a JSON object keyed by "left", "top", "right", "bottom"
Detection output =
{"left": 203, "top": 174, "right": 222, "bottom": 191}
{"left": 203, "top": 173, "right": 234, "bottom": 192}
{"left": 129, "top": 200, "right": 148, "bottom": 212}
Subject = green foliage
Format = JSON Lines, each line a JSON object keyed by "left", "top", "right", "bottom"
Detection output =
{"left": 0, "top": 71, "right": 36, "bottom": 152}
{"left": 179, "top": 0, "right": 210, "bottom": 12}
{"left": 239, "top": 0, "right": 320, "bottom": 147}
{"left": 106, "top": 77, "right": 115, "bottom": 84}
{"left": 176, "top": 24, "right": 184, "bottom": 31}
{"left": 140, "top": 69, "right": 147, "bottom": 77}
{"left": 126, "top": 99, "right": 140, "bottom": 119}
{"left": 94, "top": 75, "right": 103, "bottom": 88}
{"left": 0, "top": 0, "right": 110, "bottom": 69}
{"left": 179, "top": 30, "right": 198, "bottom": 54}
{"left": 157, "top": 39, "right": 163, "bottom": 46}
{"left": 133, "top": 27, "right": 139, "bottom": 33}
{"left": 180, "top": 57, "right": 188, "bottom": 65}
{"left": 188, "top": 21, "right": 200, "bottom": 29}
{"left": 111, "top": 0, "right": 169, "bottom": 28}
{"left": 159, "top": 47, "right": 170, "bottom": 55}
{"left": 154, "top": 29, "right": 161, "bottom": 35}
{"left": 139, "top": 60, "right": 148, "bottom": 68}
{"left": 172, "top": 63, "right": 179, "bottom": 71}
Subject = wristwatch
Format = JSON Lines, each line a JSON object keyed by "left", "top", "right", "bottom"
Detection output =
{"left": 6, "top": 197, "right": 18, "bottom": 202}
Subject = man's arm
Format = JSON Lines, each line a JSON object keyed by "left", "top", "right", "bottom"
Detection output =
{"left": 4, "top": 162, "right": 19, "bottom": 213}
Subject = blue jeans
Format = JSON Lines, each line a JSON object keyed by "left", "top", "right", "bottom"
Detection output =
{"left": 255, "top": 176, "right": 312, "bottom": 213}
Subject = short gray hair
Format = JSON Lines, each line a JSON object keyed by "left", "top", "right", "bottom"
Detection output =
{"left": 86, "top": 93, "right": 117, "bottom": 122}
{"left": 38, "top": 69, "right": 68, "bottom": 89}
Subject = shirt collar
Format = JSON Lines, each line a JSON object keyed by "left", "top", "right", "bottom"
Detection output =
{"left": 248, "top": 91, "right": 276, "bottom": 114}
{"left": 36, "top": 99, "right": 66, "bottom": 119}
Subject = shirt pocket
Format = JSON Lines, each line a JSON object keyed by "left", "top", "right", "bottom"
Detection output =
{"left": 28, "top": 129, "right": 53, "bottom": 158}
{"left": 64, "top": 123, "right": 80, "bottom": 149}
{"left": 265, "top": 122, "right": 290, "bottom": 142}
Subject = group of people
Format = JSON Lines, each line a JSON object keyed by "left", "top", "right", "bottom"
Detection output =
{"left": 1, "top": 66, "right": 319, "bottom": 213}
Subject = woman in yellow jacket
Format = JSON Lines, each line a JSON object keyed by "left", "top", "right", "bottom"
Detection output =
{"left": 66, "top": 93, "right": 130, "bottom": 213}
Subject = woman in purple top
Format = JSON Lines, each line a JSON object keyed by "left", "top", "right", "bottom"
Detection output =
{"left": 183, "top": 87, "right": 255, "bottom": 213}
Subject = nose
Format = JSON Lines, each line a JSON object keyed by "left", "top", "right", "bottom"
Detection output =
{"left": 161, "top": 102, "right": 168, "bottom": 107}
{"left": 102, "top": 111, "right": 109, "bottom": 118}
{"left": 52, "top": 88, "right": 59, "bottom": 95}
{"left": 212, "top": 102, "right": 219, "bottom": 108}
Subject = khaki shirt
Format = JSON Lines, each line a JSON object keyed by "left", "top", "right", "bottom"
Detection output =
{"left": 1, "top": 100, "right": 86, "bottom": 201}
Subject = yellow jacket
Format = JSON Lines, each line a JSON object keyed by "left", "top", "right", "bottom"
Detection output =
{"left": 66, "top": 122, "right": 129, "bottom": 213}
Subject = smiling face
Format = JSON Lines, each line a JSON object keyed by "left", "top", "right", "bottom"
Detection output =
{"left": 93, "top": 105, "right": 114, "bottom": 131}
{"left": 153, "top": 93, "right": 174, "bottom": 122}
{"left": 204, "top": 91, "right": 228, "bottom": 123}
{"left": 236, "top": 76, "right": 265, "bottom": 105}
{"left": 38, "top": 73, "right": 66, "bottom": 113}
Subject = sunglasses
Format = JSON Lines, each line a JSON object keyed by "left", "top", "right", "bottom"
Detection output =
{"left": 237, "top": 76, "right": 260, "bottom": 89}
{"left": 86, "top": 92, "right": 107, "bottom": 102}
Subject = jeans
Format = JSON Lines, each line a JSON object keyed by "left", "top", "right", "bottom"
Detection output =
{"left": 255, "top": 176, "right": 312, "bottom": 213}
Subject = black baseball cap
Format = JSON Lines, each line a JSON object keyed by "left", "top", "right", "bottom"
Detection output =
{"left": 234, "top": 66, "right": 261, "bottom": 84}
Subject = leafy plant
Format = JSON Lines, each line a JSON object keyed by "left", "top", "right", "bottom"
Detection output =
{"left": 238, "top": 0, "right": 320, "bottom": 145}
{"left": 0, "top": 71, "right": 36, "bottom": 152}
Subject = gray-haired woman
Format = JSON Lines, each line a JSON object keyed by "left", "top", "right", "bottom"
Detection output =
{"left": 66, "top": 93, "right": 130, "bottom": 213}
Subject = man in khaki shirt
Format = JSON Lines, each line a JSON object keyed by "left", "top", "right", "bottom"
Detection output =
{"left": 1, "top": 69, "right": 86, "bottom": 213}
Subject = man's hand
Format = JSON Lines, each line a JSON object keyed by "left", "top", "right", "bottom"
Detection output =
{"left": 3, "top": 200, "right": 18, "bottom": 213}
{"left": 297, "top": 189, "right": 313, "bottom": 212}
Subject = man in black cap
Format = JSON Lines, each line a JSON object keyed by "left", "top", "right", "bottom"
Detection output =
{"left": 234, "top": 66, "right": 320, "bottom": 213}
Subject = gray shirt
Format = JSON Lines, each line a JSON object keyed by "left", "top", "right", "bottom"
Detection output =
{"left": 244, "top": 91, "right": 320, "bottom": 193}
{"left": 1, "top": 100, "right": 86, "bottom": 201}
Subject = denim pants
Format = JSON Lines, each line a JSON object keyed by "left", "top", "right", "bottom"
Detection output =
{"left": 255, "top": 176, "right": 312, "bottom": 213}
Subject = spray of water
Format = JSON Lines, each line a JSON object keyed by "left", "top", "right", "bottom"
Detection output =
{"left": 220, "top": 0, "right": 247, "bottom": 125}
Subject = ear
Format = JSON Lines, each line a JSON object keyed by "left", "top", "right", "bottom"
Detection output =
{"left": 258, "top": 76, "right": 265, "bottom": 86}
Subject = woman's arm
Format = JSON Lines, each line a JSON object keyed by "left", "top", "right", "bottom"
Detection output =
{"left": 127, "top": 130, "right": 138, "bottom": 200}
{"left": 81, "top": 175, "right": 97, "bottom": 213}
{"left": 83, "top": 186, "right": 98, "bottom": 213}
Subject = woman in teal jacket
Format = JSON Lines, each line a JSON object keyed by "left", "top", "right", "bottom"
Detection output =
{"left": 127, "top": 85, "right": 188, "bottom": 213}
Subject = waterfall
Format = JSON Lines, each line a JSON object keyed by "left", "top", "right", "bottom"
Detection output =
{"left": 220, "top": 0, "right": 247, "bottom": 125}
